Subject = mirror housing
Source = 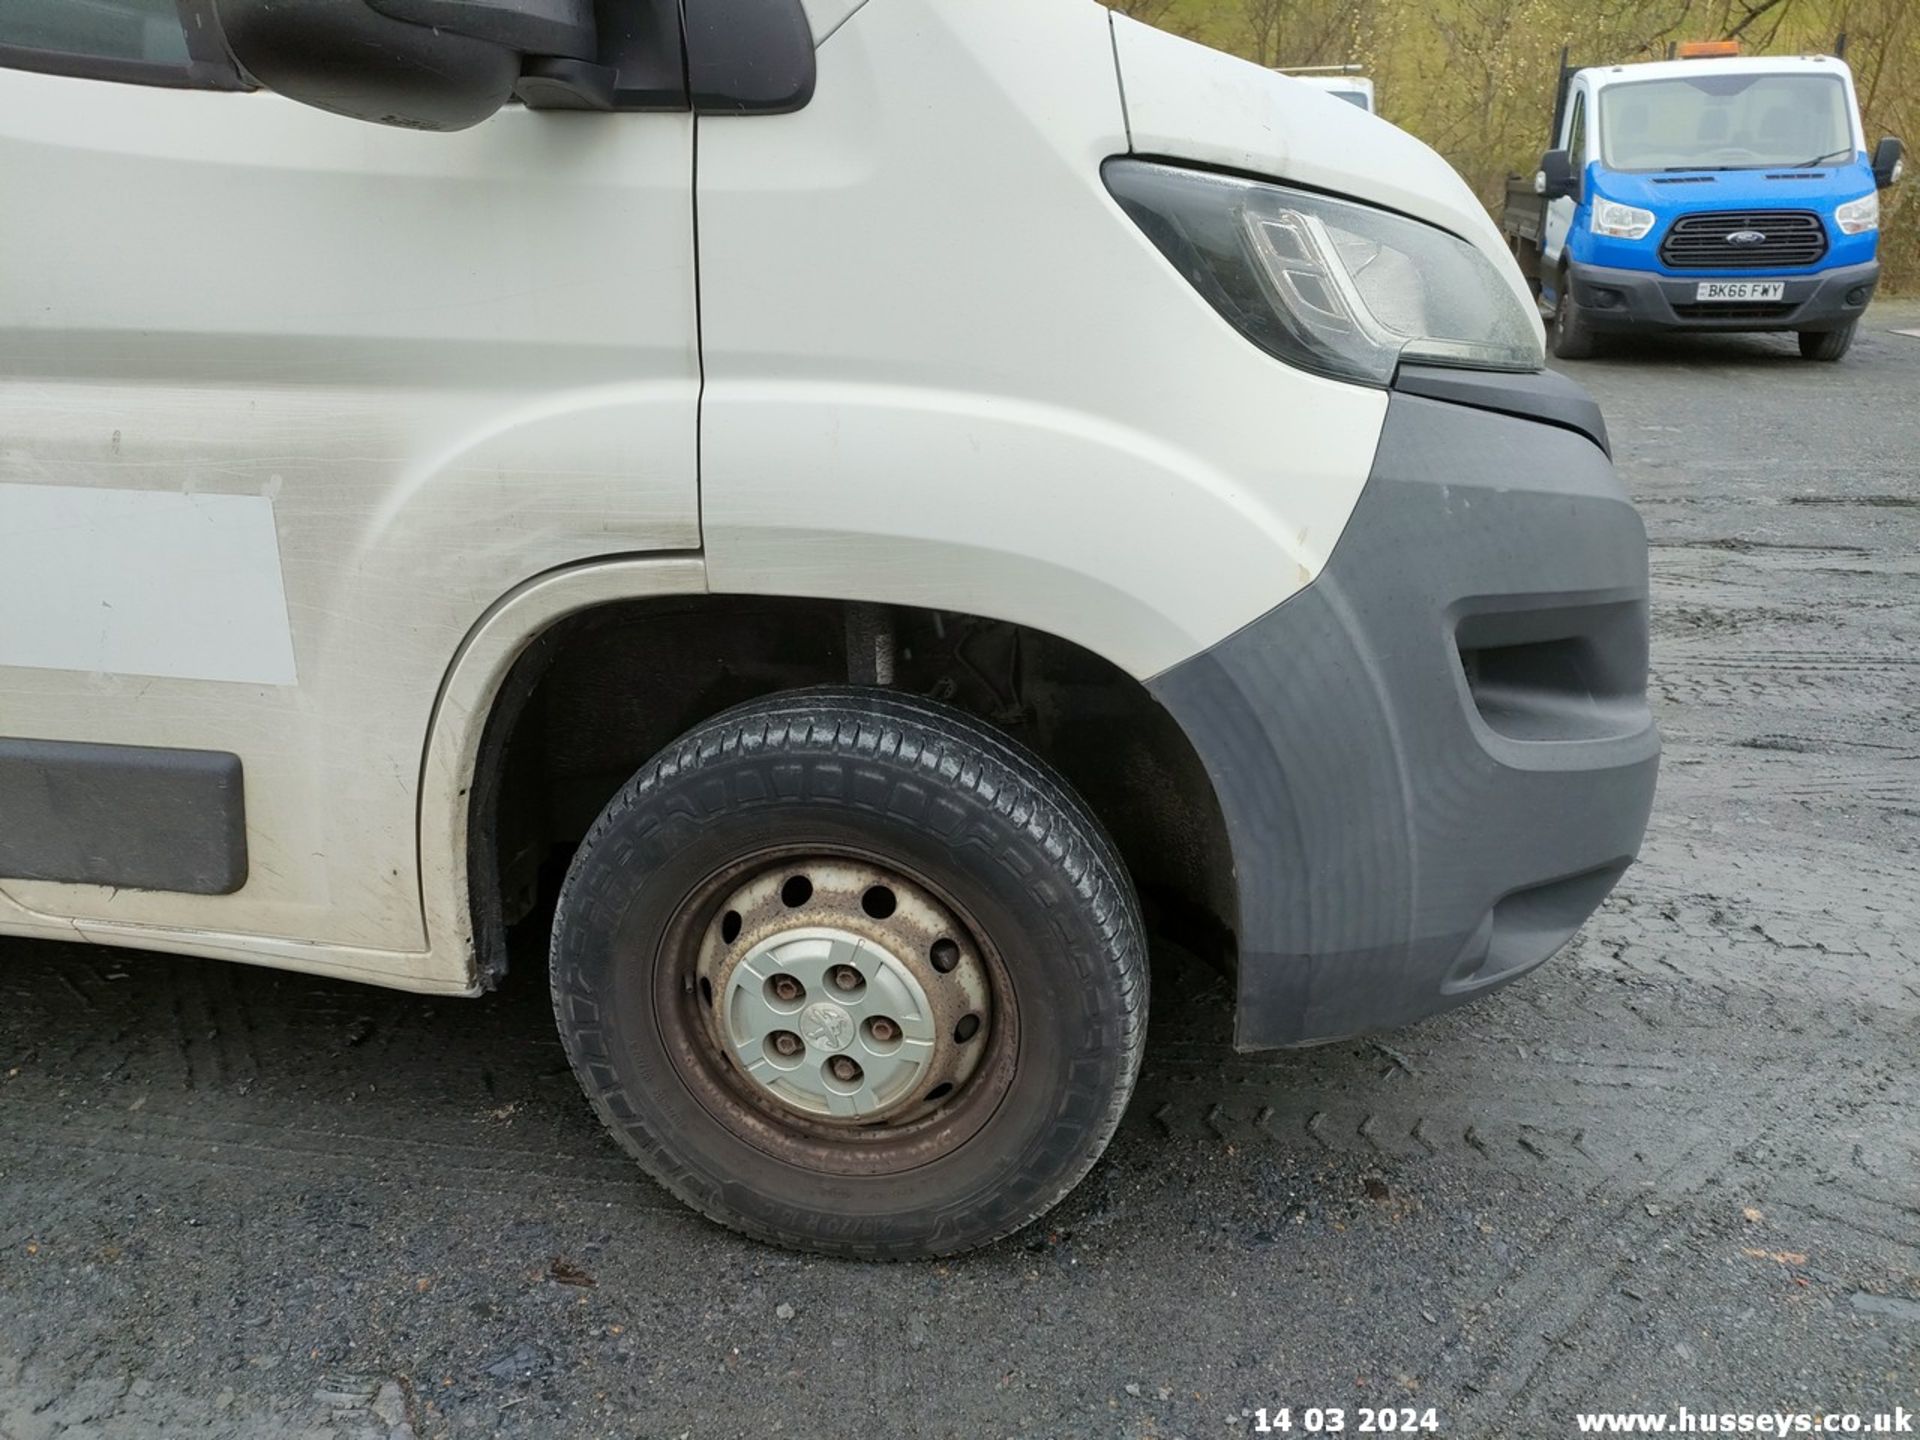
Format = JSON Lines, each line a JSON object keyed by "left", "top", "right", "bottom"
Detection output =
{"left": 1872, "top": 136, "right": 1905, "bottom": 190}
{"left": 1538, "top": 149, "right": 1581, "bottom": 202}
{"left": 210, "top": 0, "right": 595, "bottom": 131}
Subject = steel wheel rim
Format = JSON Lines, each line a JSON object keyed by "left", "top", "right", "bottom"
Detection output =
{"left": 653, "top": 845, "right": 1018, "bottom": 1176}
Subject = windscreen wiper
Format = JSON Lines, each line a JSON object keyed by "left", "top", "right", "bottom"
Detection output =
{"left": 1786, "top": 150, "right": 1852, "bottom": 168}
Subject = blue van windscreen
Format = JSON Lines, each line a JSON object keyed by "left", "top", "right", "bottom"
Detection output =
{"left": 1598, "top": 74, "right": 1854, "bottom": 172}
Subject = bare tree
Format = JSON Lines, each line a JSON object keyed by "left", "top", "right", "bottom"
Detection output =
{"left": 1240, "top": 0, "right": 1290, "bottom": 66}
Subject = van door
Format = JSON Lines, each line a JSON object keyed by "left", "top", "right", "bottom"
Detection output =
{"left": 1544, "top": 84, "right": 1588, "bottom": 271}
{"left": 0, "top": 1, "right": 699, "bottom": 963}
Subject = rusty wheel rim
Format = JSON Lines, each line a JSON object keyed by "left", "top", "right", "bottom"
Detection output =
{"left": 653, "top": 847, "right": 1017, "bottom": 1176}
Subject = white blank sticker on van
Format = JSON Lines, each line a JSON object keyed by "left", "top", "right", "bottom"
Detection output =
{"left": 0, "top": 484, "right": 297, "bottom": 686}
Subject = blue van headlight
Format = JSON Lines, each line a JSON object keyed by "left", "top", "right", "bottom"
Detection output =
{"left": 1592, "top": 198, "right": 1657, "bottom": 240}
{"left": 1105, "top": 160, "right": 1543, "bottom": 385}
{"left": 1836, "top": 193, "right": 1880, "bottom": 235}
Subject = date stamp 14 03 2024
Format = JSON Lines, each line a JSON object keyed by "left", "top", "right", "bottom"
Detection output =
{"left": 1253, "top": 1408, "right": 1441, "bottom": 1434}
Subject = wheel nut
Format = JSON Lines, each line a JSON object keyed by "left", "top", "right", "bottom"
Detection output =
{"left": 829, "top": 1056, "right": 861, "bottom": 1083}
{"left": 830, "top": 965, "right": 862, "bottom": 992}
{"left": 771, "top": 975, "right": 803, "bottom": 1002}
{"left": 869, "top": 1017, "right": 898, "bottom": 1043}
{"left": 771, "top": 1030, "right": 803, "bottom": 1057}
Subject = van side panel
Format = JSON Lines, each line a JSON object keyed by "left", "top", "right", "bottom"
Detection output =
{"left": 694, "top": 0, "right": 1389, "bottom": 681}
{"left": 0, "top": 71, "right": 699, "bottom": 968}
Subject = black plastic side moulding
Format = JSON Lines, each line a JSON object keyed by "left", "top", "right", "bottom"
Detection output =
{"left": 684, "top": 0, "right": 816, "bottom": 114}
{"left": 0, "top": 738, "right": 249, "bottom": 896}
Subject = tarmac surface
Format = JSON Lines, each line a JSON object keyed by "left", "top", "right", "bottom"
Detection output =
{"left": 3, "top": 303, "right": 1918, "bottom": 1439}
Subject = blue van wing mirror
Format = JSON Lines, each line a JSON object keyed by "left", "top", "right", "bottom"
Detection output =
{"left": 1873, "top": 137, "right": 1905, "bottom": 190}
{"left": 1538, "top": 149, "right": 1582, "bottom": 202}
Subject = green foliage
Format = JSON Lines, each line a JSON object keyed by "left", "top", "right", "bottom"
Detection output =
{"left": 1111, "top": 0, "right": 1917, "bottom": 289}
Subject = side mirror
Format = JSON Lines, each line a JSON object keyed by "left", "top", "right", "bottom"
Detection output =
{"left": 1873, "top": 136, "right": 1905, "bottom": 190}
{"left": 1538, "top": 149, "right": 1581, "bottom": 202}
{"left": 210, "top": 0, "right": 597, "bottom": 131}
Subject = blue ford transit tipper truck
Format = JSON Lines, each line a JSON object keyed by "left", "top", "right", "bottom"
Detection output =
{"left": 1504, "top": 44, "right": 1904, "bottom": 360}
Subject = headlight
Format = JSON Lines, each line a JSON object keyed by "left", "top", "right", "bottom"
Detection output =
{"left": 1105, "top": 160, "right": 1542, "bottom": 386}
{"left": 1592, "top": 198, "right": 1656, "bottom": 240}
{"left": 1836, "top": 192, "right": 1880, "bottom": 235}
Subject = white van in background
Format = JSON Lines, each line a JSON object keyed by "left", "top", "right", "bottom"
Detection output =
{"left": 1278, "top": 65, "right": 1378, "bottom": 114}
{"left": 0, "top": 0, "right": 1655, "bottom": 1257}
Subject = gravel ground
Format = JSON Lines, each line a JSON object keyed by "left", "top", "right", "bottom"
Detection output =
{"left": 3, "top": 304, "right": 1918, "bottom": 1440}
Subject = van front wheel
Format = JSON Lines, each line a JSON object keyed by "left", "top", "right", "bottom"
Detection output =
{"left": 548, "top": 687, "right": 1148, "bottom": 1258}
{"left": 1552, "top": 276, "right": 1599, "bottom": 360}
{"left": 1798, "top": 323, "right": 1857, "bottom": 362}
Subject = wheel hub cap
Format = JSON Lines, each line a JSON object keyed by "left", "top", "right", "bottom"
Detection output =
{"left": 696, "top": 860, "right": 993, "bottom": 1125}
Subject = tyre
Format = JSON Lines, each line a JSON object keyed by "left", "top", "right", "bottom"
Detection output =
{"left": 549, "top": 686, "right": 1148, "bottom": 1258}
{"left": 1798, "top": 323, "right": 1857, "bottom": 362}
{"left": 1551, "top": 275, "right": 1598, "bottom": 360}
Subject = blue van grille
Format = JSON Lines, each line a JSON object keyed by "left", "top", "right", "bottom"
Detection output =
{"left": 1659, "top": 210, "right": 1829, "bottom": 270}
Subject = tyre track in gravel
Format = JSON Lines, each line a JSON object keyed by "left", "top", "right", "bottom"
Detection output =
{"left": 1133, "top": 928, "right": 1915, "bottom": 1206}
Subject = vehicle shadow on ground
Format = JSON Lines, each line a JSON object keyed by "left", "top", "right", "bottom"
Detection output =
{"left": 0, "top": 929, "right": 1455, "bottom": 1204}
{"left": 1574, "top": 331, "right": 1812, "bottom": 367}
{"left": 1568, "top": 312, "right": 1920, "bottom": 369}
{"left": 0, "top": 928, "right": 1306, "bottom": 1098}
{"left": 1, "top": 909, "right": 1727, "bottom": 1257}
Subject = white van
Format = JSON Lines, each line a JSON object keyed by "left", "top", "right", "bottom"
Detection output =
{"left": 1280, "top": 67, "right": 1379, "bottom": 114}
{"left": 0, "top": 0, "right": 1658, "bottom": 1257}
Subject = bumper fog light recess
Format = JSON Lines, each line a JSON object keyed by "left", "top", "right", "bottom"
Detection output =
{"left": 1846, "top": 286, "right": 1871, "bottom": 307}
{"left": 1592, "top": 288, "right": 1622, "bottom": 310}
{"left": 1443, "top": 863, "right": 1633, "bottom": 996}
{"left": 1456, "top": 600, "right": 1650, "bottom": 744}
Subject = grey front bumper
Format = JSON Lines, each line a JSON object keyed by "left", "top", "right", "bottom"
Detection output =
{"left": 1149, "top": 382, "right": 1659, "bottom": 1049}
{"left": 1569, "top": 258, "right": 1879, "bottom": 333}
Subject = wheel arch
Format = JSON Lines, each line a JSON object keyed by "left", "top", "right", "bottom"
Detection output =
{"left": 423, "top": 563, "right": 1240, "bottom": 991}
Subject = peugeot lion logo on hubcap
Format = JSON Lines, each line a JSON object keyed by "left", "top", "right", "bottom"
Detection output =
{"left": 800, "top": 1001, "right": 855, "bottom": 1053}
